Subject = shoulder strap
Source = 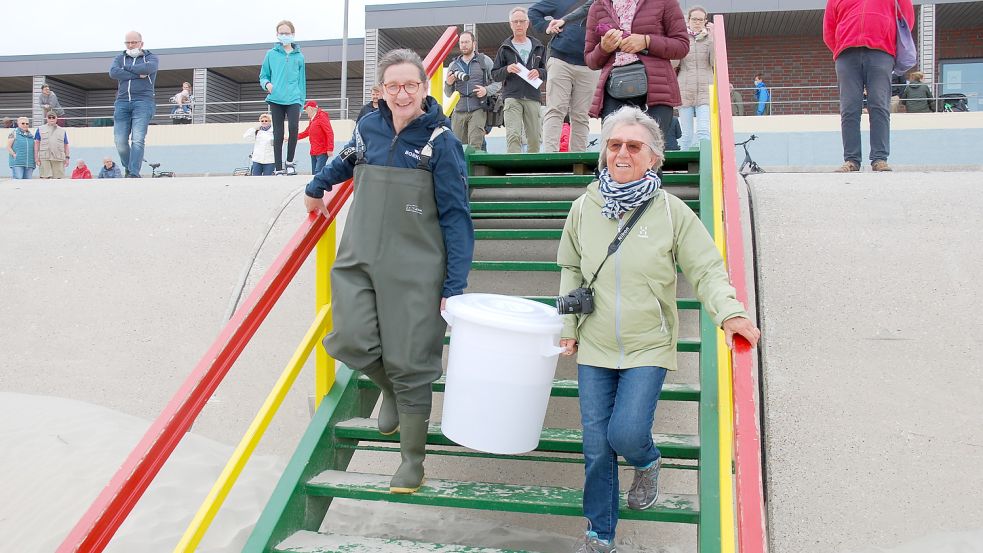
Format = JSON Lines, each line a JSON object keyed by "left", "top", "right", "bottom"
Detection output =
{"left": 417, "top": 126, "right": 451, "bottom": 170}
{"left": 584, "top": 196, "right": 653, "bottom": 289}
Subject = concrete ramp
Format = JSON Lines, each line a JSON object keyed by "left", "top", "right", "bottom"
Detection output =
{"left": 749, "top": 172, "right": 983, "bottom": 552}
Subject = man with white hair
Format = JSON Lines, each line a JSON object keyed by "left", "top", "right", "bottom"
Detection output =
{"left": 109, "top": 31, "right": 158, "bottom": 178}
{"left": 491, "top": 6, "right": 547, "bottom": 153}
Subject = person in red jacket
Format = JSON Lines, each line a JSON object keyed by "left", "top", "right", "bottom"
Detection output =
{"left": 298, "top": 100, "right": 334, "bottom": 174}
{"left": 824, "top": 0, "right": 914, "bottom": 172}
{"left": 71, "top": 159, "right": 92, "bottom": 179}
{"left": 584, "top": 0, "right": 690, "bottom": 143}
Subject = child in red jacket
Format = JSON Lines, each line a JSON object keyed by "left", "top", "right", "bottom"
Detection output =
{"left": 299, "top": 100, "right": 334, "bottom": 175}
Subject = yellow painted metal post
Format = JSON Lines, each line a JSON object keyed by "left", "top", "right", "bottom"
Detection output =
{"left": 315, "top": 220, "right": 336, "bottom": 409}
{"left": 444, "top": 91, "right": 461, "bottom": 117}
{"left": 710, "top": 81, "right": 738, "bottom": 553}
{"left": 430, "top": 64, "right": 444, "bottom": 110}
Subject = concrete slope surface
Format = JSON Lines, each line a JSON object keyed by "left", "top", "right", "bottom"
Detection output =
{"left": 749, "top": 172, "right": 983, "bottom": 553}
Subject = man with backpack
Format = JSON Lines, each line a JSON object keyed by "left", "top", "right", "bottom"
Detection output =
{"left": 444, "top": 31, "right": 501, "bottom": 151}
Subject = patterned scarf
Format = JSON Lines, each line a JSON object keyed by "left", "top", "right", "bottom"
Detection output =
{"left": 612, "top": 0, "right": 639, "bottom": 67}
{"left": 598, "top": 167, "right": 662, "bottom": 219}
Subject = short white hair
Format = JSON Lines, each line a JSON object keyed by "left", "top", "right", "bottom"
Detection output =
{"left": 597, "top": 106, "right": 666, "bottom": 171}
{"left": 509, "top": 6, "right": 528, "bottom": 19}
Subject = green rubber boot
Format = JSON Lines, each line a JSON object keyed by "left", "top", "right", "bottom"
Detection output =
{"left": 363, "top": 366, "right": 399, "bottom": 435}
{"left": 390, "top": 413, "right": 429, "bottom": 494}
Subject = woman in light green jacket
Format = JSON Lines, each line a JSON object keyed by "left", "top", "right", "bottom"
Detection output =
{"left": 557, "top": 105, "right": 760, "bottom": 551}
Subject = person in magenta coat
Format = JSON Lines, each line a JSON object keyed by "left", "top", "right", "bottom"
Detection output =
{"left": 824, "top": 0, "right": 914, "bottom": 172}
{"left": 583, "top": 0, "right": 689, "bottom": 141}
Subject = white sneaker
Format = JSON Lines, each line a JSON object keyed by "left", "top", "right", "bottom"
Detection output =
{"left": 285, "top": 162, "right": 297, "bottom": 176}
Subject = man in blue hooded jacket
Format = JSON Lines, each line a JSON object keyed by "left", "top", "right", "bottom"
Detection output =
{"left": 109, "top": 31, "right": 158, "bottom": 177}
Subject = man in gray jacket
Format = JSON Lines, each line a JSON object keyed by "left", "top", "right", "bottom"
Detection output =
{"left": 444, "top": 31, "right": 501, "bottom": 151}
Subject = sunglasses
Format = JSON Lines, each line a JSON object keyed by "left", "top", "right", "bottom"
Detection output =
{"left": 606, "top": 140, "right": 650, "bottom": 154}
{"left": 47, "top": 116, "right": 57, "bottom": 119}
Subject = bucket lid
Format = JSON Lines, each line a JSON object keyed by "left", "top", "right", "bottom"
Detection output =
{"left": 445, "top": 293, "right": 563, "bottom": 334}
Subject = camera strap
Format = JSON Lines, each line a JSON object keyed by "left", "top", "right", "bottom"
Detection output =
{"left": 584, "top": 195, "right": 654, "bottom": 289}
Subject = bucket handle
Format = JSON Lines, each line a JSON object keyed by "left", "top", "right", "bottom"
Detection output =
{"left": 541, "top": 341, "right": 565, "bottom": 357}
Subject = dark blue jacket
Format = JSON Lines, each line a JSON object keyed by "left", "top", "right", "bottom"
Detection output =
{"left": 529, "top": 0, "right": 590, "bottom": 66}
{"left": 109, "top": 50, "right": 159, "bottom": 101}
{"left": 306, "top": 96, "right": 474, "bottom": 298}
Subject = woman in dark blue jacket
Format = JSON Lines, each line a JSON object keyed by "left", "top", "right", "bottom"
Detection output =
{"left": 304, "top": 49, "right": 474, "bottom": 495}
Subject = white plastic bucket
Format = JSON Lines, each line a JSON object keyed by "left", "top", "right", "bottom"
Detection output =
{"left": 440, "top": 293, "right": 564, "bottom": 454}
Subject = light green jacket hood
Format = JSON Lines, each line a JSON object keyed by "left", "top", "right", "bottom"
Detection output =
{"left": 557, "top": 182, "right": 747, "bottom": 370}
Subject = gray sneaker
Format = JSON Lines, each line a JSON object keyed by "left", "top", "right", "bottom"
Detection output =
{"left": 626, "top": 458, "right": 661, "bottom": 510}
{"left": 575, "top": 532, "right": 617, "bottom": 553}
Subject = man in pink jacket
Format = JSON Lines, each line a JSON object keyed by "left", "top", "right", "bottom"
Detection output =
{"left": 824, "top": 0, "right": 914, "bottom": 172}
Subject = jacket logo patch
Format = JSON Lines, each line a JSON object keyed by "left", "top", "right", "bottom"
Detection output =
{"left": 404, "top": 148, "right": 421, "bottom": 160}
{"left": 638, "top": 226, "right": 649, "bottom": 239}
{"left": 405, "top": 204, "right": 423, "bottom": 215}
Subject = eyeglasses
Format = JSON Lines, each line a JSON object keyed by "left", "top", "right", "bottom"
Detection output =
{"left": 606, "top": 140, "right": 650, "bottom": 154}
{"left": 510, "top": 19, "right": 528, "bottom": 24}
{"left": 690, "top": 17, "right": 707, "bottom": 21}
{"left": 18, "top": 122, "right": 29, "bottom": 126}
{"left": 124, "top": 41, "right": 141, "bottom": 45}
{"left": 383, "top": 81, "right": 422, "bottom": 95}
{"left": 46, "top": 116, "right": 57, "bottom": 119}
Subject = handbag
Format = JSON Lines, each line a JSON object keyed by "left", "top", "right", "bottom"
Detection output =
{"left": 606, "top": 63, "right": 648, "bottom": 100}
{"left": 893, "top": 0, "right": 917, "bottom": 76}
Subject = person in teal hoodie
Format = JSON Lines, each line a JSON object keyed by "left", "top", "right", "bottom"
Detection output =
{"left": 259, "top": 20, "right": 307, "bottom": 175}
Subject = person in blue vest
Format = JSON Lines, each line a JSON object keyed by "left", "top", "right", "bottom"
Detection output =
{"left": 260, "top": 20, "right": 307, "bottom": 176}
{"left": 7, "top": 117, "right": 36, "bottom": 179}
{"left": 304, "top": 49, "right": 474, "bottom": 496}
{"left": 109, "top": 31, "right": 158, "bottom": 178}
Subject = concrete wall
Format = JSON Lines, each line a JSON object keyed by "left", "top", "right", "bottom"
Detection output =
{"left": 4, "top": 112, "right": 981, "bottom": 178}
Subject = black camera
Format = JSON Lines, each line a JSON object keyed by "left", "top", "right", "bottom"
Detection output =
{"left": 451, "top": 70, "right": 470, "bottom": 82}
{"left": 556, "top": 287, "right": 594, "bottom": 315}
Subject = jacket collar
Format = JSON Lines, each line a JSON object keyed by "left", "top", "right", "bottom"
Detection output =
{"left": 273, "top": 42, "right": 301, "bottom": 54}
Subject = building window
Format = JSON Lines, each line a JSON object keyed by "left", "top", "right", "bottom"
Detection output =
{"left": 939, "top": 59, "right": 982, "bottom": 112}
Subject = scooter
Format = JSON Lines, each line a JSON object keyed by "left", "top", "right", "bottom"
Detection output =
{"left": 736, "top": 135, "right": 764, "bottom": 176}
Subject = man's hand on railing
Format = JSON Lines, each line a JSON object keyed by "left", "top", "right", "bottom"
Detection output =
{"left": 304, "top": 194, "right": 331, "bottom": 219}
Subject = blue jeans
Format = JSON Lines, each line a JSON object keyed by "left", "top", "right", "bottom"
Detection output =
{"left": 835, "top": 47, "right": 894, "bottom": 164}
{"left": 113, "top": 98, "right": 155, "bottom": 176}
{"left": 678, "top": 104, "right": 711, "bottom": 150}
{"left": 250, "top": 162, "right": 275, "bottom": 176}
{"left": 579, "top": 364, "right": 668, "bottom": 542}
{"left": 10, "top": 166, "right": 34, "bottom": 179}
{"left": 311, "top": 153, "right": 328, "bottom": 175}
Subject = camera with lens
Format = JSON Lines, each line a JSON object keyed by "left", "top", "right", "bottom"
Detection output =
{"left": 556, "top": 287, "right": 594, "bottom": 315}
{"left": 451, "top": 70, "right": 470, "bottom": 82}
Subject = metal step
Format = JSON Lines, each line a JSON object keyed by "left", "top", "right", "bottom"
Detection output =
{"left": 334, "top": 418, "right": 700, "bottom": 459}
{"left": 305, "top": 471, "right": 699, "bottom": 523}
{"left": 354, "top": 375, "right": 701, "bottom": 401}
{"left": 275, "top": 530, "right": 529, "bottom": 553}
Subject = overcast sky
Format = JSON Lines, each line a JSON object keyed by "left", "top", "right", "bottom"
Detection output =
{"left": 0, "top": 0, "right": 440, "bottom": 56}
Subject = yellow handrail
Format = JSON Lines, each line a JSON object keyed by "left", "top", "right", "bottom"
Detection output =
{"left": 710, "top": 81, "right": 738, "bottom": 553}
{"left": 315, "top": 223, "right": 336, "bottom": 407}
{"left": 173, "top": 303, "right": 333, "bottom": 552}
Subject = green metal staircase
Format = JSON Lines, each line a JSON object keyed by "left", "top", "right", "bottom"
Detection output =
{"left": 244, "top": 144, "right": 724, "bottom": 552}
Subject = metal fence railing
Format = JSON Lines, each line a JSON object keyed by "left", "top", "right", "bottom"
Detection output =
{"left": 730, "top": 81, "right": 978, "bottom": 114}
{"left": 0, "top": 97, "right": 352, "bottom": 127}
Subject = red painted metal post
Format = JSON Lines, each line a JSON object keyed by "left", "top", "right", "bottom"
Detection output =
{"left": 712, "top": 15, "right": 769, "bottom": 553}
{"left": 55, "top": 184, "right": 353, "bottom": 553}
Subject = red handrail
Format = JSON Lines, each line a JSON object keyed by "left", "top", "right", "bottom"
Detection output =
{"left": 712, "top": 15, "right": 769, "bottom": 553}
{"left": 56, "top": 185, "right": 353, "bottom": 553}
{"left": 58, "top": 26, "right": 461, "bottom": 553}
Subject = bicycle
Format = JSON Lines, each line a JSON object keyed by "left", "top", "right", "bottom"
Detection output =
{"left": 144, "top": 159, "right": 175, "bottom": 178}
{"left": 736, "top": 134, "right": 764, "bottom": 176}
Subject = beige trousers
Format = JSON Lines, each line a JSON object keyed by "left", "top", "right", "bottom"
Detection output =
{"left": 504, "top": 98, "right": 541, "bottom": 153}
{"left": 39, "top": 159, "right": 66, "bottom": 178}
{"left": 451, "top": 109, "right": 487, "bottom": 151}
{"left": 542, "top": 57, "right": 599, "bottom": 152}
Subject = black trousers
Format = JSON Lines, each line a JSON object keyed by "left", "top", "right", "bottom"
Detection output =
{"left": 600, "top": 86, "right": 673, "bottom": 145}
{"left": 268, "top": 102, "right": 301, "bottom": 170}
